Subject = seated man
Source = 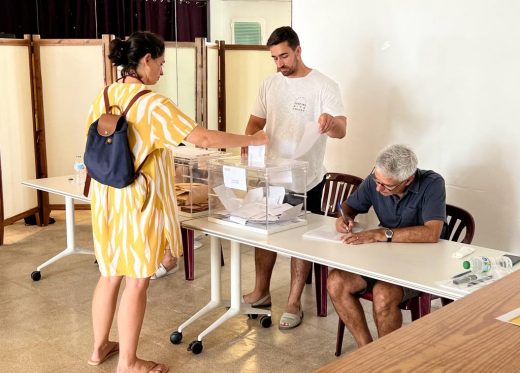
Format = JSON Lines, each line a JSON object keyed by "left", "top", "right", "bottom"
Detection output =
{"left": 327, "top": 144, "right": 446, "bottom": 347}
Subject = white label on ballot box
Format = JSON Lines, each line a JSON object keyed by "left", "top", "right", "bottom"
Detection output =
{"left": 223, "top": 165, "right": 247, "bottom": 191}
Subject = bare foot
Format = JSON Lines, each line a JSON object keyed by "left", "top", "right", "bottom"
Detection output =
{"left": 161, "top": 251, "right": 178, "bottom": 272}
{"left": 88, "top": 340, "right": 119, "bottom": 365}
{"left": 117, "top": 358, "right": 169, "bottom": 373}
{"left": 286, "top": 302, "right": 301, "bottom": 315}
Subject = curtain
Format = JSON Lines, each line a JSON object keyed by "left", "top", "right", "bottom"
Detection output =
{"left": 36, "top": 0, "right": 97, "bottom": 38}
{"left": 0, "top": 0, "right": 207, "bottom": 41}
{"left": 176, "top": 0, "right": 207, "bottom": 42}
{"left": 0, "top": 0, "right": 38, "bottom": 38}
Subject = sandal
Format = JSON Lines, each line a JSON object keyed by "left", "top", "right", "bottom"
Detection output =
{"left": 242, "top": 294, "right": 271, "bottom": 308}
{"left": 279, "top": 309, "right": 304, "bottom": 330}
{"left": 151, "top": 263, "right": 179, "bottom": 280}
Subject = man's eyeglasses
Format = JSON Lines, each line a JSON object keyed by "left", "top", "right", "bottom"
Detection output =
{"left": 371, "top": 168, "right": 407, "bottom": 191}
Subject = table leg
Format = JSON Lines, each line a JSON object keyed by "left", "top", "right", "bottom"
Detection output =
{"left": 182, "top": 227, "right": 194, "bottom": 281}
{"left": 32, "top": 196, "right": 93, "bottom": 279}
{"left": 176, "top": 236, "right": 227, "bottom": 333}
{"left": 172, "top": 237, "right": 271, "bottom": 352}
{"left": 195, "top": 240, "right": 270, "bottom": 342}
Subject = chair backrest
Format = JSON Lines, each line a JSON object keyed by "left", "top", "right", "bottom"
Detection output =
{"left": 321, "top": 173, "right": 363, "bottom": 217}
{"left": 444, "top": 204, "right": 475, "bottom": 244}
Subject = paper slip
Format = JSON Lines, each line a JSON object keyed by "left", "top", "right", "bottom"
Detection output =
{"left": 293, "top": 121, "right": 321, "bottom": 159}
{"left": 279, "top": 203, "right": 303, "bottom": 221}
{"left": 303, "top": 224, "right": 363, "bottom": 243}
{"left": 223, "top": 165, "right": 247, "bottom": 191}
{"left": 497, "top": 307, "right": 520, "bottom": 326}
{"left": 248, "top": 145, "right": 266, "bottom": 166}
{"left": 213, "top": 184, "right": 241, "bottom": 212}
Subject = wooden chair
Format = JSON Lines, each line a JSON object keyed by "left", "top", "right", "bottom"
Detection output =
{"left": 309, "top": 172, "right": 363, "bottom": 317}
{"left": 334, "top": 203, "right": 476, "bottom": 356}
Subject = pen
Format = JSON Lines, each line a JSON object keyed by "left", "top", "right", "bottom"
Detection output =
{"left": 452, "top": 270, "right": 471, "bottom": 279}
{"left": 337, "top": 201, "right": 350, "bottom": 233}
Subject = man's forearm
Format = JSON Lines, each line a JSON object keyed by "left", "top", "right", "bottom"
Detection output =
{"left": 375, "top": 222, "right": 443, "bottom": 243}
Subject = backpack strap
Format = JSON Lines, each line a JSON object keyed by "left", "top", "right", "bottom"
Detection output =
{"left": 103, "top": 86, "right": 110, "bottom": 114}
{"left": 123, "top": 89, "right": 151, "bottom": 116}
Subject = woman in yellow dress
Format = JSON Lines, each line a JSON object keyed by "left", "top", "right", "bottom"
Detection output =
{"left": 86, "top": 31, "right": 268, "bottom": 373}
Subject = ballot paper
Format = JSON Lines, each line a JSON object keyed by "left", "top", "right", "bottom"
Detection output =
{"left": 213, "top": 184, "right": 241, "bottom": 212}
{"left": 213, "top": 184, "right": 303, "bottom": 225}
{"left": 303, "top": 224, "right": 363, "bottom": 243}
{"left": 292, "top": 121, "right": 321, "bottom": 159}
{"left": 248, "top": 145, "right": 266, "bottom": 166}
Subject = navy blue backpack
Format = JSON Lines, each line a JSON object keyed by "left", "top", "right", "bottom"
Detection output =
{"left": 83, "top": 86, "right": 150, "bottom": 196}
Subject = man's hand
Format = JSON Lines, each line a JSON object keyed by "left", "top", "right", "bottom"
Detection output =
{"left": 340, "top": 230, "right": 380, "bottom": 245}
{"left": 318, "top": 113, "right": 335, "bottom": 134}
{"left": 336, "top": 216, "right": 354, "bottom": 233}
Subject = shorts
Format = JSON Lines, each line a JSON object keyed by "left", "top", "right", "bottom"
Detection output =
{"left": 357, "top": 276, "right": 420, "bottom": 305}
{"left": 283, "top": 176, "right": 326, "bottom": 215}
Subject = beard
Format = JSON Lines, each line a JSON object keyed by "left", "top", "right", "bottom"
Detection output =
{"left": 278, "top": 64, "right": 296, "bottom": 76}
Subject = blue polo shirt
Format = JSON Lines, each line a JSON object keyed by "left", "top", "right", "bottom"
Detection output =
{"left": 346, "top": 169, "right": 446, "bottom": 228}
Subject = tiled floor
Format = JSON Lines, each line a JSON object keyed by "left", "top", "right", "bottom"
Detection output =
{"left": 1, "top": 210, "right": 415, "bottom": 372}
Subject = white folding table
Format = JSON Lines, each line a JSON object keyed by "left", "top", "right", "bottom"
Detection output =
{"left": 175, "top": 213, "right": 511, "bottom": 354}
{"left": 22, "top": 175, "right": 195, "bottom": 281}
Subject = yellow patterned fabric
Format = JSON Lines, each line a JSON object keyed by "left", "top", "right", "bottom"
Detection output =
{"left": 85, "top": 83, "right": 197, "bottom": 278}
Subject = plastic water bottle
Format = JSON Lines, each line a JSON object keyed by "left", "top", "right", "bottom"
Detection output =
{"left": 463, "top": 256, "right": 513, "bottom": 275}
{"left": 73, "top": 155, "right": 85, "bottom": 183}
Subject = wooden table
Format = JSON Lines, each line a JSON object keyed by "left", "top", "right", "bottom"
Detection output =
{"left": 316, "top": 269, "right": 520, "bottom": 372}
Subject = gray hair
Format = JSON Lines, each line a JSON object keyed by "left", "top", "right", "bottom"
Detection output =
{"left": 375, "top": 144, "right": 418, "bottom": 181}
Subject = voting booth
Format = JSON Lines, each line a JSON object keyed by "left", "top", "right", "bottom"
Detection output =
{"left": 173, "top": 147, "right": 230, "bottom": 217}
{"left": 207, "top": 156, "right": 308, "bottom": 234}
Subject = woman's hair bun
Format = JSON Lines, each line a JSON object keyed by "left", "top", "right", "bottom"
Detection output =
{"left": 108, "top": 38, "right": 129, "bottom": 66}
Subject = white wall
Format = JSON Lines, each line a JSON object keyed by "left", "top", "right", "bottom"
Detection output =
{"left": 210, "top": 0, "right": 291, "bottom": 43}
{"left": 294, "top": 0, "right": 520, "bottom": 252}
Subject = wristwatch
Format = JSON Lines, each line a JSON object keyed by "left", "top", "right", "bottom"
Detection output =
{"left": 384, "top": 228, "right": 394, "bottom": 242}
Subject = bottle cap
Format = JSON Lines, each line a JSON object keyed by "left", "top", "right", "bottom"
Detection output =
{"left": 463, "top": 261, "right": 470, "bottom": 269}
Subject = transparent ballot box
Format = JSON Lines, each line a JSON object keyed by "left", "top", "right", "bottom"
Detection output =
{"left": 173, "top": 147, "right": 229, "bottom": 217}
{"left": 207, "top": 156, "right": 308, "bottom": 234}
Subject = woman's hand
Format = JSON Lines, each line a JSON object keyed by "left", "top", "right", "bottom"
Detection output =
{"left": 250, "top": 130, "right": 269, "bottom": 146}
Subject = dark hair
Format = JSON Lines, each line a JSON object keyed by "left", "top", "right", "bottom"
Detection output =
{"left": 266, "top": 26, "right": 300, "bottom": 50}
{"left": 108, "top": 31, "right": 165, "bottom": 77}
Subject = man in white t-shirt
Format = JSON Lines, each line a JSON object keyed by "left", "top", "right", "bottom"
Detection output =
{"left": 242, "top": 26, "right": 347, "bottom": 329}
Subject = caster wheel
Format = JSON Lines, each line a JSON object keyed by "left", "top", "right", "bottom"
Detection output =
{"left": 248, "top": 314, "right": 258, "bottom": 319}
{"left": 188, "top": 340, "right": 203, "bottom": 354}
{"left": 170, "top": 331, "right": 182, "bottom": 345}
{"left": 260, "top": 315, "right": 272, "bottom": 328}
{"left": 31, "top": 271, "right": 41, "bottom": 281}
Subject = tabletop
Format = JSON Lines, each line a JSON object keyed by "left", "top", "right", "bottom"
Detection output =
{"left": 182, "top": 214, "right": 512, "bottom": 300}
{"left": 316, "top": 268, "right": 520, "bottom": 372}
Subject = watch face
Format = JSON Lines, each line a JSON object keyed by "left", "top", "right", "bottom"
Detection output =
{"left": 385, "top": 229, "right": 393, "bottom": 238}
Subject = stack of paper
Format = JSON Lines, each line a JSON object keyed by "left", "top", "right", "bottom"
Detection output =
{"left": 213, "top": 184, "right": 303, "bottom": 226}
